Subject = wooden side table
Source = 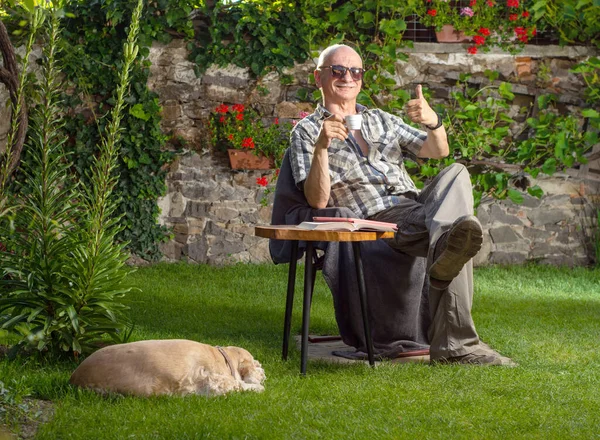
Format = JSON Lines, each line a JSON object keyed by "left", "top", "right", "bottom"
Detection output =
{"left": 255, "top": 225, "right": 395, "bottom": 374}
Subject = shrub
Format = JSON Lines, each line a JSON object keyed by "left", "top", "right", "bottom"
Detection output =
{"left": 0, "top": 1, "right": 143, "bottom": 358}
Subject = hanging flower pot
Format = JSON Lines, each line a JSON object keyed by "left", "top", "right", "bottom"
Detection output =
{"left": 227, "top": 149, "right": 274, "bottom": 170}
{"left": 435, "top": 24, "right": 472, "bottom": 43}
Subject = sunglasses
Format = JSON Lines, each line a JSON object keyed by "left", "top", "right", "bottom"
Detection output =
{"left": 320, "top": 65, "right": 365, "bottom": 81}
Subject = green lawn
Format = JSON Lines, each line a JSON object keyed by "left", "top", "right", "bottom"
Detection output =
{"left": 2, "top": 263, "right": 600, "bottom": 439}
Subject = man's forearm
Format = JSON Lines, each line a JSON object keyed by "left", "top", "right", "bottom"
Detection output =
{"left": 304, "top": 147, "right": 331, "bottom": 209}
{"left": 418, "top": 125, "right": 449, "bottom": 159}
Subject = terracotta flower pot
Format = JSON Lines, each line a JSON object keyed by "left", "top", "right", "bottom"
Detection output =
{"left": 227, "top": 149, "right": 274, "bottom": 170}
{"left": 435, "top": 24, "right": 472, "bottom": 43}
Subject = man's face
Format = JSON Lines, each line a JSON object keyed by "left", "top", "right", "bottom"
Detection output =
{"left": 315, "top": 47, "right": 363, "bottom": 106}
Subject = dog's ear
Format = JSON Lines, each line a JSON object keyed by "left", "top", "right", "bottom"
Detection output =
{"left": 238, "top": 358, "right": 254, "bottom": 380}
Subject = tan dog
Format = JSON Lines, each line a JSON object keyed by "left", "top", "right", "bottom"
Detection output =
{"left": 69, "top": 339, "right": 266, "bottom": 397}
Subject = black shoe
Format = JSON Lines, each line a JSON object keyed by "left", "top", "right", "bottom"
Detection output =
{"left": 429, "top": 215, "right": 483, "bottom": 288}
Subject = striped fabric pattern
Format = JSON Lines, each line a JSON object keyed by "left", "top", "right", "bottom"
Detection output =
{"left": 290, "top": 104, "right": 427, "bottom": 218}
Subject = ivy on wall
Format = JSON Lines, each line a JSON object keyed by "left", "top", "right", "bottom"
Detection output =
{"left": 55, "top": 0, "right": 185, "bottom": 260}
{"left": 190, "top": 1, "right": 308, "bottom": 76}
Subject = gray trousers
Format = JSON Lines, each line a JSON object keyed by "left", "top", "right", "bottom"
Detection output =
{"left": 369, "top": 163, "right": 481, "bottom": 359}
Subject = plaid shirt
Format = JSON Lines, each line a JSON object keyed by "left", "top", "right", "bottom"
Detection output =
{"left": 290, "top": 104, "right": 427, "bottom": 218}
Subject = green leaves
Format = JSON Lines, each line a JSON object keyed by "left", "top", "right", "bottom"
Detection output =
{"left": 0, "top": 1, "right": 139, "bottom": 359}
{"left": 129, "top": 103, "right": 150, "bottom": 121}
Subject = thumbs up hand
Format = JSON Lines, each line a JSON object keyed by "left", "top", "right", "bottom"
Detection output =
{"left": 405, "top": 85, "right": 438, "bottom": 128}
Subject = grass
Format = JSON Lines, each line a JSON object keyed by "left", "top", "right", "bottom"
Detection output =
{"left": 1, "top": 263, "right": 600, "bottom": 439}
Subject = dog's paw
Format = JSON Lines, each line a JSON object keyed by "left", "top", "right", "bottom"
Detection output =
{"left": 241, "top": 382, "right": 265, "bottom": 393}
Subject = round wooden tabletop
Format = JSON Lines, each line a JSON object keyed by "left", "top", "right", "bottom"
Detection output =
{"left": 254, "top": 225, "right": 396, "bottom": 242}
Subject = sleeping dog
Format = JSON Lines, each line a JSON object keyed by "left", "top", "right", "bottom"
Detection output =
{"left": 70, "top": 339, "right": 266, "bottom": 397}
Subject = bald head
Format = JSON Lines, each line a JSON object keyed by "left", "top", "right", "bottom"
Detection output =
{"left": 317, "top": 44, "right": 362, "bottom": 69}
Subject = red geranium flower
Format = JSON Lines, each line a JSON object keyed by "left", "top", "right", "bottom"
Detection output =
{"left": 486, "top": 0, "right": 494, "bottom": 6}
{"left": 507, "top": 0, "right": 519, "bottom": 7}
{"left": 509, "top": 13, "right": 518, "bottom": 21}
{"left": 228, "top": 134, "right": 234, "bottom": 140}
{"left": 514, "top": 27, "right": 526, "bottom": 36}
{"left": 216, "top": 104, "right": 229, "bottom": 114}
{"left": 236, "top": 113, "right": 244, "bottom": 121}
{"left": 256, "top": 176, "right": 268, "bottom": 187}
{"left": 219, "top": 116, "right": 225, "bottom": 123}
{"left": 275, "top": 168, "right": 280, "bottom": 177}
{"left": 478, "top": 27, "right": 491, "bottom": 36}
{"left": 241, "top": 137, "right": 255, "bottom": 149}
{"left": 274, "top": 118, "right": 279, "bottom": 125}
{"left": 469, "top": 0, "right": 476, "bottom": 6}
{"left": 531, "top": 27, "right": 537, "bottom": 36}
{"left": 473, "top": 35, "right": 486, "bottom": 46}
{"left": 522, "top": 10, "right": 530, "bottom": 18}
{"left": 467, "top": 46, "right": 478, "bottom": 54}
{"left": 232, "top": 104, "right": 245, "bottom": 113}
{"left": 518, "top": 35, "right": 529, "bottom": 43}
{"left": 427, "top": 9, "right": 437, "bottom": 16}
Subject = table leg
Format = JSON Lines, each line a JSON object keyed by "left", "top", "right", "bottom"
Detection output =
{"left": 282, "top": 240, "right": 299, "bottom": 361}
{"left": 301, "top": 241, "right": 314, "bottom": 375}
{"left": 352, "top": 241, "right": 375, "bottom": 367}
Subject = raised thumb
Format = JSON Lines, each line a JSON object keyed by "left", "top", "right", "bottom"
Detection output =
{"left": 415, "top": 84, "right": 424, "bottom": 99}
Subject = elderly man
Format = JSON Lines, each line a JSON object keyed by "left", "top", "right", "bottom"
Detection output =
{"left": 289, "top": 44, "right": 515, "bottom": 366}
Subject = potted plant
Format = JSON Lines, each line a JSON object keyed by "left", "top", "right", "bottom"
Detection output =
{"left": 417, "top": 0, "right": 537, "bottom": 54}
{"left": 209, "top": 103, "right": 292, "bottom": 170}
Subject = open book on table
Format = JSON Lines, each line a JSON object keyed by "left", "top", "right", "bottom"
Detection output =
{"left": 296, "top": 217, "right": 398, "bottom": 232}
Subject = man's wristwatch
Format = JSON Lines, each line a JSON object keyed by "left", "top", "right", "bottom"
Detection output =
{"left": 425, "top": 112, "right": 443, "bottom": 131}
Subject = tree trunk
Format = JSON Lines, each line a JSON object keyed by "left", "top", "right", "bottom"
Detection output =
{"left": 0, "top": 17, "right": 28, "bottom": 177}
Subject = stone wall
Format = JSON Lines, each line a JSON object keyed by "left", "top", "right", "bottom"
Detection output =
{"left": 2, "top": 39, "right": 599, "bottom": 266}
{"left": 151, "top": 39, "right": 599, "bottom": 266}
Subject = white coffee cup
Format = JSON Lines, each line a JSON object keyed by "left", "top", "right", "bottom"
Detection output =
{"left": 345, "top": 114, "right": 363, "bottom": 130}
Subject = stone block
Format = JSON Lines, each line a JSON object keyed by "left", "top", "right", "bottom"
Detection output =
{"left": 248, "top": 239, "right": 271, "bottom": 263}
{"left": 203, "top": 64, "right": 252, "bottom": 88}
{"left": 228, "top": 223, "right": 256, "bottom": 235}
{"left": 169, "top": 192, "right": 186, "bottom": 217}
{"left": 527, "top": 209, "right": 573, "bottom": 226}
{"left": 544, "top": 194, "right": 571, "bottom": 206}
{"left": 476, "top": 205, "right": 491, "bottom": 226}
{"left": 520, "top": 193, "right": 543, "bottom": 208}
{"left": 490, "top": 205, "right": 523, "bottom": 226}
{"left": 174, "top": 233, "right": 188, "bottom": 244}
{"left": 535, "top": 177, "right": 580, "bottom": 196}
{"left": 186, "top": 201, "right": 211, "bottom": 218}
{"left": 489, "top": 251, "right": 528, "bottom": 265}
{"left": 212, "top": 207, "right": 239, "bottom": 222}
{"left": 522, "top": 227, "right": 552, "bottom": 242}
{"left": 530, "top": 242, "right": 554, "bottom": 257}
{"left": 276, "top": 101, "right": 315, "bottom": 119}
{"left": 205, "top": 84, "right": 249, "bottom": 103}
{"left": 187, "top": 237, "right": 209, "bottom": 263}
{"left": 251, "top": 72, "right": 283, "bottom": 105}
{"left": 183, "top": 103, "right": 211, "bottom": 120}
{"left": 490, "top": 225, "right": 521, "bottom": 244}
{"left": 159, "top": 241, "right": 184, "bottom": 261}
{"left": 180, "top": 181, "right": 219, "bottom": 200}
{"left": 173, "top": 62, "right": 202, "bottom": 86}
{"left": 282, "top": 63, "right": 314, "bottom": 86}
{"left": 473, "top": 233, "right": 492, "bottom": 266}
{"left": 161, "top": 103, "right": 182, "bottom": 122}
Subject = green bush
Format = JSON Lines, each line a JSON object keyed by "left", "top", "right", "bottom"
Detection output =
{"left": 0, "top": 1, "right": 143, "bottom": 358}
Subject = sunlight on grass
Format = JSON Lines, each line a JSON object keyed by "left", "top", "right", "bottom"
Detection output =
{"left": 1, "top": 263, "right": 599, "bottom": 439}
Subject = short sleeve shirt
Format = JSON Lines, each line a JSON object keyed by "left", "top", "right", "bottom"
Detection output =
{"left": 289, "top": 104, "right": 427, "bottom": 218}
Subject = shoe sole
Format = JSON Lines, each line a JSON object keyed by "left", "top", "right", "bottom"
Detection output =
{"left": 430, "top": 216, "right": 483, "bottom": 282}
